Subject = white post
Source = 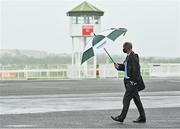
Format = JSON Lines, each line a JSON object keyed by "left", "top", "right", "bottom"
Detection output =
{"left": 47, "top": 71, "right": 49, "bottom": 79}
{"left": 75, "top": 50, "right": 78, "bottom": 78}
{"left": 78, "top": 38, "right": 81, "bottom": 78}
{"left": 40, "top": 71, "right": 42, "bottom": 79}
{"left": 83, "top": 37, "right": 88, "bottom": 78}
{"left": 17, "top": 72, "right": 19, "bottom": 80}
{"left": 94, "top": 54, "right": 97, "bottom": 78}
{"left": 72, "top": 37, "right": 74, "bottom": 78}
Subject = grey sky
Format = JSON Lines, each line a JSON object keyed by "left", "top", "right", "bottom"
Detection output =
{"left": 1, "top": 0, "right": 180, "bottom": 57}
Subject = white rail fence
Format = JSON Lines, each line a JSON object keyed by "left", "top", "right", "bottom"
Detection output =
{"left": 0, "top": 63, "right": 180, "bottom": 80}
{"left": 149, "top": 63, "right": 180, "bottom": 77}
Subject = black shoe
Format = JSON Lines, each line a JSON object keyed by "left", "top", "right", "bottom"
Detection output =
{"left": 133, "top": 117, "right": 146, "bottom": 123}
{"left": 111, "top": 116, "right": 124, "bottom": 123}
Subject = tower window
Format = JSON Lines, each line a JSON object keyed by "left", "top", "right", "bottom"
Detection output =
{"left": 72, "top": 16, "right": 100, "bottom": 24}
{"left": 94, "top": 16, "right": 100, "bottom": 24}
{"left": 72, "top": 16, "right": 78, "bottom": 24}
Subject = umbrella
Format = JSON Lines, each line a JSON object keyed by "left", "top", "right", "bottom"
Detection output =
{"left": 81, "top": 28, "right": 127, "bottom": 64}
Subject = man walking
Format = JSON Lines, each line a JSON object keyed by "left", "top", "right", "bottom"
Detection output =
{"left": 111, "top": 42, "right": 146, "bottom": 123}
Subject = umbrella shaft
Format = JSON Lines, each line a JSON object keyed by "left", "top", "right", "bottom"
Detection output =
{"left": 104, "top": 48, "right": 115, "bottom": 64}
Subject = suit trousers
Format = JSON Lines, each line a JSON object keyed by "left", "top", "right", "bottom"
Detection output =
{"left": 119, "top": 79, "right": 146, "bottom": 120}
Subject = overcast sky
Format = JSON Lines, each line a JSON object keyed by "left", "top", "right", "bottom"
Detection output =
{"left": 1, "top": 0, "right": 180, "bottom": 57}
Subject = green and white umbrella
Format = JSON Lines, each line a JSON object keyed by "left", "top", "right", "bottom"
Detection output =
{"left": 81, "top": 28, "right": 127, "bottom": 64}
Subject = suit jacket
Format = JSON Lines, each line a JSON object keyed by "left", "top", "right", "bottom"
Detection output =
{"left": 117, "top": 51, "right": 145, "bottom": 91}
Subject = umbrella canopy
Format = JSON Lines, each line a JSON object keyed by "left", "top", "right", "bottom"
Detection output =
{"left": 81, "top": 28, "right": 127, "bottom": 64}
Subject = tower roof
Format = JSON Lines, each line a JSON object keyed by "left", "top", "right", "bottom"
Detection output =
{"left": 67, "top": 1, "right": 104, "bottom": 16}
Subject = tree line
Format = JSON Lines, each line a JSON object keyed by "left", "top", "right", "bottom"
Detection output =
{"left": 1, "top": 53, "right": 180, "bottom": 65}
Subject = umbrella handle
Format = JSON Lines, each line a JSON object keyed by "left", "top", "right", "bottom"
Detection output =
{"left": 104, "top": 48, "right": 116, "bottom": 64}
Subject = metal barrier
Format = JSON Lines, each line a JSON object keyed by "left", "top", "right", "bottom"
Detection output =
{"left": 149, "top": 63, "right": 180, "bottom": 77}
{"left": 0, "top": 69, "right": 68, "bottom": 80}
{"left": 99, "top": 64, "right": 118, "bottom": 78}
{"left": 0, "top": 63, "right": 180, "bottom": 80}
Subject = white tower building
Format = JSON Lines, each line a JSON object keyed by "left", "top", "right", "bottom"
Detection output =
{"left": 67, "top": 1, "right": 104, "bottom": 78}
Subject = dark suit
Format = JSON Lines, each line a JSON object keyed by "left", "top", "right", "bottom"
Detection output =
{"left": 116, "top": 51, "right": 146, "bottom": 120}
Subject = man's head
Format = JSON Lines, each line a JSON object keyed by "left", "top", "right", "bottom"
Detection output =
{"left": 123, "top": 42, "right": 132, "bottom": 54}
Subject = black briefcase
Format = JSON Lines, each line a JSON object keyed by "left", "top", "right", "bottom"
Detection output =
{"left": 137, "top": 76, "right": 145, "bottom": 91}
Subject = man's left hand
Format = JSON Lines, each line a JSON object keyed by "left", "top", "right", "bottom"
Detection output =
{"left": 114, "top": 63, "right": 119, "bottom": 69}
{"left": 130, "top": 81, "right": 137, "bottom": 86}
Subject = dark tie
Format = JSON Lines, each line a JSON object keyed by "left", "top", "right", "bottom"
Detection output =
{"left": 123, "top": 55, "right": 128, "bottom": 64}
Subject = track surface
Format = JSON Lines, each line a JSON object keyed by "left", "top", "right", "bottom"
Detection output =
{"left": 0, "top": 78, "right": 180, "bottom": 128}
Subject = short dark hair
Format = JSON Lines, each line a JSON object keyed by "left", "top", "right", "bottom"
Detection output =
{"left": 123, "top": 42, "right": 132, "bottom": 49}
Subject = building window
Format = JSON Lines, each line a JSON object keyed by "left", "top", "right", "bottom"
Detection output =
{"left": 78, "top": 16, "right": 84, "bottom": 24}
{"left": 94, "top": 16, "right": 100, "bottom": 24}
{"left": 72, "top": 15, "right": 100, "bottom": 24}
{"left": 84, "top": 16, "right": 89, "bottom": 24}
{"left": 72, "top": 16, "right": 78, "bottom": 24}
{"left": 89, "top": 16, "right": 93, "bottom": 24}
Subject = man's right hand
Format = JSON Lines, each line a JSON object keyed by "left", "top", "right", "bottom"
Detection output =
{"left": 114, "top": 63, "right": 119, "bottom": 69}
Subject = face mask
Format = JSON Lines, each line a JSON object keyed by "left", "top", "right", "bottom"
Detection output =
{"left": 123, "top": 48, "right": 127, "bottom": 53}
